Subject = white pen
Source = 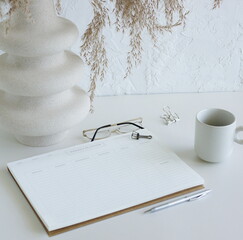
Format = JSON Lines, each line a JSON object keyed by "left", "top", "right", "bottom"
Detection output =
{"left": 144, "top": 189, "right": 211, "bottom": 214}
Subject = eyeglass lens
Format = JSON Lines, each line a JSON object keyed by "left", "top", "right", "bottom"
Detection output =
{"left": 85, "top": 129, "right": 111, "bottom": 140}
{"left": 116, "top": 124, "right": 141, "bottom": 134}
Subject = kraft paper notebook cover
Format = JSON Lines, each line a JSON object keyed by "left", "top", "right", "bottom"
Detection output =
{"left": 7, "top": 129, "right": 204, "bottom": 236}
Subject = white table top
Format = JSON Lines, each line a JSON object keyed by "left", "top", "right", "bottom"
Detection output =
{"left": 1, "top": 92, "right": 243, "bottom": 240}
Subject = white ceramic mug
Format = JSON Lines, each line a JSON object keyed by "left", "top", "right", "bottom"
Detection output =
{"left": 194, "top": 108, "right": 243, "bottom": 163}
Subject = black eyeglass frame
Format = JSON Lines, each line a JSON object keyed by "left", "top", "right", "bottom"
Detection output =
{"left": 90, "top": 121, "right": 144, "bottom": 142}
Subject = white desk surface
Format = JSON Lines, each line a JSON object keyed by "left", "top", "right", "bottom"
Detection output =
{"left": 1, "top": 92, "right": 243, "bottom": 240}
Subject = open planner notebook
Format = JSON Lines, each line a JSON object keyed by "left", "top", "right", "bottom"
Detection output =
{"left": 7, "top": 129, "right": 204, "bottom": 236}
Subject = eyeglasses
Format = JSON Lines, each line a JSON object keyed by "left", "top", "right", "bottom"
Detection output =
{"left": 83, "top": 117, "right": 144, "bottom": 141}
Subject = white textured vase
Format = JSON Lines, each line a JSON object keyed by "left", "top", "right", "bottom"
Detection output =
{"left": 0, "top": 0, "right": 90, "bottom": 146}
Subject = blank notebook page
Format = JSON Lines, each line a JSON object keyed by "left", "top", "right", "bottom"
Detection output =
{"left": 7, "top": 129, "right": 204, "bottom": 231}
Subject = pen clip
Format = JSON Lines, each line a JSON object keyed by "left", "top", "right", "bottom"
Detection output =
{"left": 188, "top": 191, "right": 210, "bottom": 202}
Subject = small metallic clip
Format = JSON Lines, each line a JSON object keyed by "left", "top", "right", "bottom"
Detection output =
{"left": 161, "top": 106, "right": 180, "bottom": 125}
{"left": 131, "top": 132, "right": 152, "bottom": 140}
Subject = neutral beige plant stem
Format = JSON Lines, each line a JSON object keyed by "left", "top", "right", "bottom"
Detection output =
{"left": 213, "top": 0, "right": 222, "bottom": 9}
{"left": 55, "top": 0, "right": 61, "bottom": 14}
{"left": 80, "top": 0, "right": 109, "bottom": 110}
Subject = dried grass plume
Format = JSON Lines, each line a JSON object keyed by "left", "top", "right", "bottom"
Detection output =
{"left": 81, "top": 0, "right": 222, "bottom": 106}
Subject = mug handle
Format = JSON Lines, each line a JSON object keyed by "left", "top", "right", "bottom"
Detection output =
{"left": 234, "top": 126, "right": 243, "bottom": 144}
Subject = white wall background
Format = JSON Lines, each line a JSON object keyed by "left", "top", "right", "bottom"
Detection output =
{"left": 1, "top": 0, "right": 243, "bottom": 96}
{"left": 60, "top": 0, "right": 243, "bottom": 96}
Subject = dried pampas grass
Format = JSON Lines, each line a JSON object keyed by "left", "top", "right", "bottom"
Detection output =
{"left": 80, "top": 0, "right": 109, "bottom": 104}
{"left": 81, "top": 0, "right": 190, "bottom": 108}
{"left": 1, "top": 0, "right": 61, "bottom": 34}
{"left": 55, "top": 0, "right": 62, "bottom": 14}
{"left": 3, "top": 0, "right": 30, "bottom": 34}
{"left": 111, "top": 0, "right": 188, "bottom": 78}
{"left": 81, "top": 0, "right": 222, "bottom": 107}
{"left": 213, "top": 0, "right": 222, "bottom": 9}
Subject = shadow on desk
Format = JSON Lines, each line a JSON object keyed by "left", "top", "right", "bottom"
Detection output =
{"left": 0, "top": 130, "right": 17, "bottom": 145}
{"left": 176, "top": 148, "right": 208, "bottom": 166}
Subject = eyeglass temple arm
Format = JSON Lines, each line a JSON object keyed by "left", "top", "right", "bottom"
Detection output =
{"left": 91, "top": 124, "right": 112, "bottom": 142}
{"left": 117, "top": 122, "right": 144, "bottom": 129}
